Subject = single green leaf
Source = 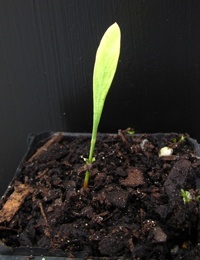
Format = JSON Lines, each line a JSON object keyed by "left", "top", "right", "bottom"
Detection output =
{"left": 93, "top": 22, "right": 121, "bottom": 131}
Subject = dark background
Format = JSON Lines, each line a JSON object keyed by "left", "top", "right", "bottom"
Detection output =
{"left": 0, "top": 0, "right": 200, "bottom": 195}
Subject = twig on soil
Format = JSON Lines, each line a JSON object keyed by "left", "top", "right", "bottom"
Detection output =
{"left": 39, "top": 201, "right": 48, "bottom": 224}
{"left": 140, "top": 208, "right": 145, "bottom": 223}
{"left": 39, "top": 201, "right": 51, "bottom": 238}
{"left": 0, "top": 184, "right": 34, "bottom": 223}
{"left": 28, "top": 132, "right": 63, "bottom": 162}
{"left": 118, "top": 129, "right": 131, "bottom": 150}
{"left": 0, "top": 226, "right": 17, "bottom": 233}
{"left": 35, "top": 168, "right": 49, "bottom": 180}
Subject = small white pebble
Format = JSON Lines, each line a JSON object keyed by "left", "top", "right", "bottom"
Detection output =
{"left": 159, "top": 147, "right": 173, "bottom": 157}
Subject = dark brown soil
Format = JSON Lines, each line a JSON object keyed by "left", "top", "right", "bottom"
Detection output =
{"left": 0, "top": 131, "right": 200, "bottom": 259}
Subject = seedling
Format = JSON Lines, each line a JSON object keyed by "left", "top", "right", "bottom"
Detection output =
{"left": 181, "top": 189, "right": 192, "bottom": 204}
{"left": 83, "top": 23, "right": 121, "bottom": 189}
{"left": 126, "top": 128, "right": 135, "bottom": 135}
{"left": 172, "top": 134, "right": 186, "bottom": 143}
{"left": 196, "top": 195, "right": 200, "bottom": 202}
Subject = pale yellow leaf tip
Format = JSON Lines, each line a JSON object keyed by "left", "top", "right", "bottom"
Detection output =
{"left": 108, "top": 22, "right": 121, "bottom": 36}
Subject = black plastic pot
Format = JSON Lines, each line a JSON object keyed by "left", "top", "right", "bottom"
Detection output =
{"left": 0, "top": 132, "right": 200, "bottom": 259}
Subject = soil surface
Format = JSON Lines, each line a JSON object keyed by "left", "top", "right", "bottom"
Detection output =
{"left": 0, "top": 131, "right": 200, "bottom": 259}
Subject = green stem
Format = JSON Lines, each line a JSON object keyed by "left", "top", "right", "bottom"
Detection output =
{"left": 83, "top": 121, "right": 99, "bottom": 189}
{"left": 88, "top": 124, "right": 98, "bottom": 163}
